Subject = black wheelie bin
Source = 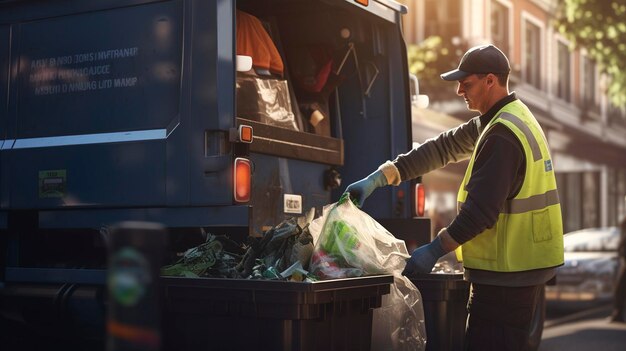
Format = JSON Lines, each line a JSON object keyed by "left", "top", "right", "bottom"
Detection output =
{"left": 410, "top": 273, "right": 470, "bottom": 351}
{"left": 162, "top": 274, "right": 394, "bottom": 351}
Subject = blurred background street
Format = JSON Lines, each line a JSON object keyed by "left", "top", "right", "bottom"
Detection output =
{"left": 398, "top": 1, "right": 626, "bottom": 348}
{"left": 398, "top": 0, "right": 626, "bottom": 248}
{"left": 542, "top": 303, "right": 626, "bottom": 350}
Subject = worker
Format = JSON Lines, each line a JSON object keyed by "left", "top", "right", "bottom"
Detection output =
{"left": 344, "top": 44, "right": 564, "bottom": 351}
{"left": 610, "top": 216, "right": 626, "bottom": 323}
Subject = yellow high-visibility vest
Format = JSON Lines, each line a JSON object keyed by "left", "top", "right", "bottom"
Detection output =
{"left": 456, "top": 100, "right": 564, "bottom": 272}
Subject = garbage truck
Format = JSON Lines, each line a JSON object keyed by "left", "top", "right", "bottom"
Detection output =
{"left": 0, "top": 0, "right": 431, "bottom": 348}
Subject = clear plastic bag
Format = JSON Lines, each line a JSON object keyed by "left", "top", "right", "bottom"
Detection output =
{"left": 371, "top": 275, "right": 426, "bottom": 351}
{"left": 309, "top": 196, "right": 427, "bottom": 350}
{"left": 236, "top": 73, "right": 299, "bottom": 131}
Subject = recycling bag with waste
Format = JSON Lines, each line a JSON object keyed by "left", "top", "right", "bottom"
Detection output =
{"left": 308, "top": 195, "right": 427, "bottom": 350}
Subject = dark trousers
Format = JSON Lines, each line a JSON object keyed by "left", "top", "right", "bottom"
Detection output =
{"left": 613, "top": 258, "right": 626, "bottom": 319}
{"left": 465, "top": 283, "right": 545, "bottom": 351}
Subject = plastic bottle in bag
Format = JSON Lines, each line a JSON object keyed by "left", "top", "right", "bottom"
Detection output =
{"left": 323, "top": 220, "right": 361, "bottom": 260}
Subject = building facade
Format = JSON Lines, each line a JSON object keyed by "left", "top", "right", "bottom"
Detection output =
{"left": 401, "top": 0, "right": 626, "bottom": 233}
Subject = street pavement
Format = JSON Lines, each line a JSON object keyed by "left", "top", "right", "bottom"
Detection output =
{"left": 540, "top": 305, "right": 626, "bottom": 350}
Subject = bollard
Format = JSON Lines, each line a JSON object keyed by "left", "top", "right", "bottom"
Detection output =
{"left": 107, "top": 221, "right": 166, "bottom": 351}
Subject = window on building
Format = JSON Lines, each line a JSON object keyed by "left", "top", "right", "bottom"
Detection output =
{"left": 524, "top": 20, "right": 541, "bottom": 89}
{"left": 608, "top": 101, "right": 626, "bottom": 127}
{"left": 424, "top": 0, "right": 462, "bottom": 40}
{"left": 618, "top": 169, "right": 626, "bottom": 225}
{"left": 557, "top": 41, "right": 571, "bottom": 102}
{"left": 581, "top": 56, "right": 598, "bottom": 110}
{"left": 608, "top": 168, "right": 626, "bottom": 226}
{"left": 608, "top": 168, "right": 618, "bottom": 226}
{"left": 582, "top": 172, "right": 600, "bottom": 228}
{"left": 491, "top": 1, "right": 510, "bottom": 55}
{"left": 557, "top": 172, "right": 583, "bottom": 232}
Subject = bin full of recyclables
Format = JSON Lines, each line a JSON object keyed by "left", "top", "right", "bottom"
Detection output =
{"left": 161, "top": 194, "right": 427, "bottom": 351}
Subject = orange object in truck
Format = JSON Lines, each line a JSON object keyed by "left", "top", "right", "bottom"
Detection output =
{"left": 236, "top": 10, "right": 284, "bottom": 76}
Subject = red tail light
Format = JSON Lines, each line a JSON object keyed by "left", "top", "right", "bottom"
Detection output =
{"left": 415, "top": 183, "right": 425, "bottom": 217}
{"left": 234, "top": 158, "right": 251, "bottom": 202}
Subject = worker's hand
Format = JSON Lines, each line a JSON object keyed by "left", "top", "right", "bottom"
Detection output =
{"left": 343, "top": 170, "right": 388, "bottom": 207}
{"left": 402, "top": 236, "right": 447, "bottom": 276}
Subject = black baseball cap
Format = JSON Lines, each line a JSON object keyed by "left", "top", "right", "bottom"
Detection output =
{"left": 440, "top": 44, "right": 510, "bottom": 81}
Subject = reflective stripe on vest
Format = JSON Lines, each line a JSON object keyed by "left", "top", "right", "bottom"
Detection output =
{"left": 503, "top": 188, "right": 559, "bottom": 214}
{"left": 456, "top": 100, "right": 564, "bottom": 272}
{"left": 458, "top": 188, "right": 560, "bottom": 215}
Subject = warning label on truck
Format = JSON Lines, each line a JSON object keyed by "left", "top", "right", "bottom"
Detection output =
{"left": 39, "top": 169, "right": 67, "bottom": 198}
{"left": 284, "top": 194, "right": 303, "bottom": 214}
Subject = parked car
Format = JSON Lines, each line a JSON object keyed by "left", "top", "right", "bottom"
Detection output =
{"left": 546, "top": 227, "right": 621, "bottom": 305}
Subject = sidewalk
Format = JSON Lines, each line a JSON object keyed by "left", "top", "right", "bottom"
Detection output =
{"left": 540, "top": 306, "right": 626, "bottom": 350}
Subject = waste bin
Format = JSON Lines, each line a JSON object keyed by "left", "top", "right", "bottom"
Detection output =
{"left": 410, "top": 273, "right": 470, "bottom": 351}
{"left": 162, "top": 274, "right": 393, "bottom": 351}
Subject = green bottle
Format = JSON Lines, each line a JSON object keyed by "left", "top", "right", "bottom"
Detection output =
{"left": 322, "top": 220, "right": 360, "bottom": 262}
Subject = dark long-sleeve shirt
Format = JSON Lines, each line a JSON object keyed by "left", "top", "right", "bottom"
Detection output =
{"left": 393, "top": 93, "right": 555, "bottom": 286}
{"left": 395, "top": 93, "right": 523, "bottom": 244}
{"left": 445, "top": 97, "right": 525, "bottom": 244}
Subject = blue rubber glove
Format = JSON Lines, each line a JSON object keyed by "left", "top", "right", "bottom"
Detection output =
{"left": 343, "top": 169, "right": 388, "bottom": 207}
{"left": 402, "top": 236, "right": 447, "bottom": 276}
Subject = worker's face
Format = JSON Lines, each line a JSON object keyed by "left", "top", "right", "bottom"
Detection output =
{"left": 456, "top": 74, "right": 491, "bottom": 113}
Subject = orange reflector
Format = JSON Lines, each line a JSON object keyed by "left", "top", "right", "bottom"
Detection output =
{"left": 239, "top": 125, "right": 253, "bottom": 143}
{"left": 415, "top": 183, "right": 425, "bottom": 217}
{"left": 107, "top": 320, "right": 160, "bottom": 348}
{"left": 355, "top": 0, "right": 368, "bottom": 6}
{"left": 234, "top": 158, "right": 251, "bottom": 202}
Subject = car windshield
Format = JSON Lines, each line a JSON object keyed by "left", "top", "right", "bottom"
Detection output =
{"left": 563, "top": 227, "right": 620, "bottom": 252}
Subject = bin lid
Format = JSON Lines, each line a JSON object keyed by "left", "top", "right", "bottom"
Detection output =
{"left": 408, "top": 273, "right": 464, "bottom": 281}
{"left": 161, "top": 274, "right": 394, "bottom": 292}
